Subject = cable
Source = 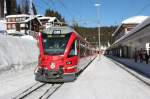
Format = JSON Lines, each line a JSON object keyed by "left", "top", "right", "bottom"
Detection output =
{"left": 55, "top": 0, "right": 76, "bottom": 21}
{"left": 33, "top": 1, "right": 47, "bottom": 14}
{"left": 33, "top": 0, "right": 79, "bottom": 25}
{"left": 50, "top": 0, "right": 57, "bottom": 10}
{"left": 136, "top": 0, "right": 150, "bottom": 15}
{"left": 33, "top": 0, "right": 57, "bottom": 15}
{"left": 42, "top": 0, "right": 56, "bottom": 9}
{"left": 57, "top": 0, "right": 74, "bottom": 17}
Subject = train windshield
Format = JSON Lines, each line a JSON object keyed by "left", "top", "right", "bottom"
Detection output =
{"left": 42, "top": 33, "right": 71, "bottom": 55}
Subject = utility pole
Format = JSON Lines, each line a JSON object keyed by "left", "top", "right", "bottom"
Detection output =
{"left": 4, "top": 0, "right": 6, "bottom": 18}
{"left": 94, "top": 3, "right": 101, "bottom": 58}
{"left": 29, "top": 0, "right": 32, "bottom": 35}
{"left": 0, "top": 0, "right": 4, "bottom": 18}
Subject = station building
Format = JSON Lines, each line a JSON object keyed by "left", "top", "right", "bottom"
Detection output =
{"left": 108, "top": 16, "right": 150, "bottom": 58}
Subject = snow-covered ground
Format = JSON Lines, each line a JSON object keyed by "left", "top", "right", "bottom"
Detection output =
{"left": 0, "top": 35, "right": 39, "bottom": 73}
{"left": 1, "top": 56, "right": 150, "bottom": 99}
{"left": 0, "top": 63, "right": 36, "bottom": 98}
{"left": 49, "top": 56, "right": 150, "bottom": 99}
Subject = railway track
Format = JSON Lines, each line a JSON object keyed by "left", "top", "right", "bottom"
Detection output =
{"left": 13, "top": 57, "right": 96, "bottom": 99}
{"left": 13, "top": 82, "right": 63, "bottom": 99}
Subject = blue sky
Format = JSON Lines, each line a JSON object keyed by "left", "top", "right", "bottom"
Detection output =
{"left": 33, "top": 0, "right": 150, "bottom": 27}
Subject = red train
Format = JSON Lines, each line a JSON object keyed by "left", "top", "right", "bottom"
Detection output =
{"left": 35, "top": 26, "right": 96, "bottom": 82}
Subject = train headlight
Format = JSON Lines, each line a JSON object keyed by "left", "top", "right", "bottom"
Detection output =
{"left": 50, "top": 62, "right": 55, "bottom": 69}
{"left": 66, "top": 61, "right": 72, "bottom": 65}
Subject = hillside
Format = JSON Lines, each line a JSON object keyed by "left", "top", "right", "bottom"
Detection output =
{"left": 74, "top": 26, "right": 117, "bottom": 47}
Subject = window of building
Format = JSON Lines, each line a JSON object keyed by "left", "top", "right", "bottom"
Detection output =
{"left": 20, "top": 17, "right": 26, "bottom": 21}
{"left": 12, "top": 24, "right": 16, "bottom": 29}
{"left": 16, "top": 18, "right": 20, "bottom": 22}
{"left": 8, "top": 18, "right": 15, "bottom": 22}
{"left": 12, "top": 18, "right": 16, "bottom": 22}
{"left": 127, "top": 28, "right": 133, "bottom": 31}
{"left": 7, "top": 24, "right": 11, "bottom": 30}
{"left": 16, "top": 23, "right": 20, "bottom": 31}
{"left": 7, "top": 18, "right": 11, "bottom": 22}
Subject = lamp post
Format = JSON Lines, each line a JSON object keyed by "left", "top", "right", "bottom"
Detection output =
{"left": 94, "top": 3, "right": 101, "bottom": 58}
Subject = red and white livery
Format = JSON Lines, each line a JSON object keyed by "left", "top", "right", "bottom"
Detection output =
{"left": 35, "top": 26, "right": 96, "bottom": 82}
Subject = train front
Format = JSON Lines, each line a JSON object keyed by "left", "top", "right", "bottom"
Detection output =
{"left": 35, "top": 27, "right": 78, "bottom": 83}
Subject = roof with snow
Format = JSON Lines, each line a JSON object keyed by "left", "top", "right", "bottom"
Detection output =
{"left": 113, "top": 16, "right": 150, "bottom": 45}
{"left": 48, "top": 17, "right": 60, "bottom": 22}
{"left": 6, "top": 14, "right": 30, "bottom": 18}
{"left": 38, "top": 16, "right": 52, "bottom": 20}
{"left": 23, "top": 16, "right": 42, "bottom": 25}
{"left": 122, "top": 16, "right": 149, "bottom": 24}
{"left": 112, "top": 16, "right": 149, "bottom": 36}
{"left": 38, "top": 16, "right": 60, "bottom": 23}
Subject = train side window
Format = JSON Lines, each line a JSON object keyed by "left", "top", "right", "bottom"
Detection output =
{"left": 80, "top": 42, "right": 86, "bottom": 57}
{"left": 68, "top": 40, "right": 77, "bottom": 57}
{"left": 75, "top": 40, "right": 78, "bottom": 55}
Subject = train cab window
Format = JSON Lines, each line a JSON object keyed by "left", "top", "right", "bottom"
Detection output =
{"left": 42, "top": 33, "right": 70, "bottom": 55}
{"left": 68, "top": 40, "right": 77, "bottom": 57}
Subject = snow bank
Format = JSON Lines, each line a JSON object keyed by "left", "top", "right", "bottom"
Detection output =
{"left": 20, "top": 35, "right": 35, "bottom": 40}
{"left": 0, "top": 20, "right": 6, "bottom": 30}
{"left": 0, "top": 35, "right": 39, "bottom": 71}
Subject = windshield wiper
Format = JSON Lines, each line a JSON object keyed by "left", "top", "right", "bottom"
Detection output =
{"left": 44, "top": 52, "right": 64, "bottom": 55}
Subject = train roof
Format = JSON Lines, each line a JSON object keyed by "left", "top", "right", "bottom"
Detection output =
{"left": 43, "top": 26, "right": 76, "bottom": 35}
{"left": 42, "top": 26, "right": 90, "bottom": 44}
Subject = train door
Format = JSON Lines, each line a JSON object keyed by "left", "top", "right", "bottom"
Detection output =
{"left": 68, "top": 40, "right": 78, "bottom": 56}
{"left": 65, "top": 40, "right": 78, "bottom": 73}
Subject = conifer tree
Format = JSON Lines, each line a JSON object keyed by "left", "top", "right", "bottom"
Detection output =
{"left": 32, "top": 3, "right": 37, "bottom": 15}
{"left": 6, "top": 0, "right": 17, "bottom": 15}
{"left": 17, "top": 4, "right": 21, "bottom": 14}
{"left": 21, "top": 0, "right": 29, "bottom": 14}
{"left": 0, "top": 0, "right": 4, "bottom": 17}
{"left": 45, "top": 9, "right": 65, "bottom": 22}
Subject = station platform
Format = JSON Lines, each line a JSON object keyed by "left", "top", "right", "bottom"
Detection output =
{"left": 107, "top": 55, "right": 150, "bottom": 79}
{"left": 49, "top": 56, "right": 150, "bottom": 99}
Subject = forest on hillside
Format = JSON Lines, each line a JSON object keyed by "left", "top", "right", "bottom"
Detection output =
{"left": 74, "top": 26, "right": 117, "bottom": 47}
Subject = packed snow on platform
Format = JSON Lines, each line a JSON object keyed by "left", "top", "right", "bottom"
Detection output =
{"left": 49, "top": 56, "right": 150, "bottom": 99}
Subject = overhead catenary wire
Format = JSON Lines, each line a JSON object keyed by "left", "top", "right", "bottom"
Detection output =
{"left": 56, "top": 0, "right": 81, "bottom": 25}
{"left": 32, "top": 0, "right": 49, "bottom": 14}
{"left": 34, "top": 0, "right": 75, "bottom": 24}
{"left": 33, "top": 0, "right": 90, "bottom": 26}
{"left": 32, "top": 0, "right": 91, "bottom": 26}
{"left": 33, "top": 3, "right": 46, "bottom": 14}
{"left": 42, "top": 0, "right": 56, "bottom": 10}
{"left": 56, "top": 0, "right": 75, "bottom": 18}
{"left": 50, "top": 0, "right": 57, "bottom": 10}
{"left": 33, "top": 0, "right": 56, "bottom": 15}
{"left": 135, "top": 0, "right": 150, "bottom": 15}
